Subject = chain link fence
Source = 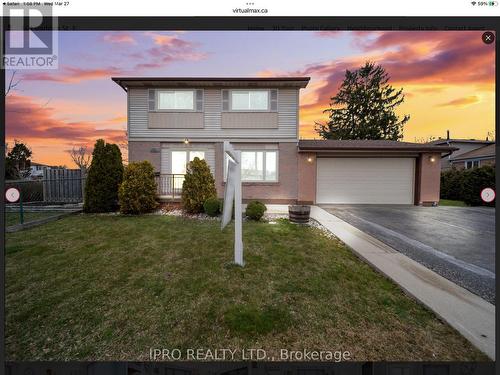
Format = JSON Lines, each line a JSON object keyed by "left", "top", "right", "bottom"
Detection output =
{"left": 5, "top": 170, "right": 85, "bottom": 228}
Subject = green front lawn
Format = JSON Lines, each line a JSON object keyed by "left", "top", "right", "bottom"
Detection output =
{"left": 5, "top": 214, "right": 487, "bottom": 361}
{"left": 5, "top": 211, "right": 64, "bottom": 227}
{"left": 439, "top": 199, "right": 468, "bottom": 207}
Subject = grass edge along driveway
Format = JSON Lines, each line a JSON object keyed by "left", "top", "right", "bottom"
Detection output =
{"left": 5, "top": 214, "right": 488, "bottom": 361}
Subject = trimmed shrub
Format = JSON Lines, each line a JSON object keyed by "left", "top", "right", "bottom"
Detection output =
{"left": 440, "top": 165, "right": 495, "bottom": 206}
{"left": 440, "top": 168, "right": 463, "bottom": 201}
{"left": 245, "top": 201, "right": 267, "bottom": 221}
{"left": 203, "top": 197, "right": 221, "bottom": 217}
{"left": 181, "top": 157, "right": 217, "bottom": 213}
{"left": 119, "top": 161, "right": 158, "bottom": 214}
{"left": 461, "top": 165, "right": 495, "bottom": 206}
{"left": 219, "top": 198, "right": 235, "bottom": 219}
{"left": 84, "top": 139, "right": 123, "bottom": 213}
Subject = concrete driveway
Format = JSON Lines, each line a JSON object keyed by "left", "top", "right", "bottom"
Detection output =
{"left": 320, "top": 205, "right": 495, "bottom": 303}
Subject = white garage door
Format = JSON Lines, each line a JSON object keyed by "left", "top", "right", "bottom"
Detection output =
{"left": 316, "top": 158, "right": 415, "bottom": 204}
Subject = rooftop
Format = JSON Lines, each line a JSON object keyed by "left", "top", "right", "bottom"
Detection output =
{"left": 298, "top": 139, "right": 457, "bottom": 153}
{"left": 428, "top": 138, "right": 494, "bottom": 145}
{"left": 112, "top": 76, "right": 310, "bottom": 91}
{"left": 450, "top": 143, "right": 496, "bottom": 161}
{"left": 31, "top": 162, "right": 52, "bottom": 167}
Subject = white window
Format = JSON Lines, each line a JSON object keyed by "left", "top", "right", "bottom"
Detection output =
{"left": 241, "top": 151, "right": 264, "bottom": 180}
{"left": 265, "top": 151, "right": 277, "bottom": 181}
{"left": 231, "top": 90, "right": 269, "bottom": 111}
{"left": 189, "top": 151, "right": 205, "bottom": 162}
{"left": 225, "top": 150, "right": 278, "bottom": 182}
{"left": 157, "top": 90, "right": 194, "bottom": 110}
{"left": 171, "top": 150, "right": 206, "bottom": 175}
{"left": 465, "top": 160, "right": 480, "bottom": 169}
{"left": 170, "top": 150, "right": 206, "bottom": 190}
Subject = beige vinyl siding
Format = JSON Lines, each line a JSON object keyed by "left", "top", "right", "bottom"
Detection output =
{"left": 128, "top": 88, "right": 298, "bottom": 140}
{"left": 221, "top": 112, "right": 278, "bottom": 129}
{"left": 160, "top": 143, "right": 215, "bottom": 175}
{"left": 148, "top": 112, "right": 204, "bottom": 129}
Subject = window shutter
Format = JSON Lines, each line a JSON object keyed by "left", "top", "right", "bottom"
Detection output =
{"left": 222, "top": 89, "right": 229, "bottom": 111}
{"left": 196, "top": 89, "right": 203, "bottom": 111}
{"left": 270, "top": 89, "right": 278, "bottom": 111}
{"left": 148, "top": 89, "right": 156, "bottom": 111}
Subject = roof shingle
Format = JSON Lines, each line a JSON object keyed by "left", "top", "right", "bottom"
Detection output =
{"left": 298, "top": 139, "right": 456, "bottom": 152}
{"left": 450, "top": 143, "right": 496, "bottom": 161}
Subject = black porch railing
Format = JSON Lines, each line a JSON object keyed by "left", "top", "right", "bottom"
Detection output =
{"left": 155, "top": 174, "right": 185, "bottom": 198}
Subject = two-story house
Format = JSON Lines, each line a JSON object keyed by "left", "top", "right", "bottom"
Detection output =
{"left": 113, "top": 77, "right": 454, "bottom": 206}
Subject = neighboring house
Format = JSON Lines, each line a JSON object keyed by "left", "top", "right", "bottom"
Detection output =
{"left": 28, "top": 162, "right": 52, "bottom": 178}
{"left": 113, "top": 76, "right": 454, "bottom": 206}
{"left": 428, "top": 138, "right": 494, "bottom": 170}
{"left": 449, "top": 143, "right": 495, "bottom": 170}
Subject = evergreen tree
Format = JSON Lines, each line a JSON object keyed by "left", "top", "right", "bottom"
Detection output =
{"left": 316, "top": 62, "right": 410, "bottom": 141}
{"left": 181, "top": 157, "right": 217, "bottom": 214}
{"left": 5, "top": 140, "right": 32, "bottom": 179}
{"left": 119, "top": 161, "right": 158, "bottom": 214}
{"left": 83, "top": 139, "right": 124, "bottom": 212}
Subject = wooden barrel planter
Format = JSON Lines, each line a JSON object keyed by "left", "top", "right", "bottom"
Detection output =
{"left": 288, "top": 205, "right": 311, "bottom": 224}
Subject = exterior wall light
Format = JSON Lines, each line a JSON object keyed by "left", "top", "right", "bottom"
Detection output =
{"left": 307, "top": 156, "right": 313, "bottom": 163}
{"left": 183, "top": 138, "right": 189, "bottom": 144}
{"left": 429, "top": 156, "right": 436, "bottom": 163}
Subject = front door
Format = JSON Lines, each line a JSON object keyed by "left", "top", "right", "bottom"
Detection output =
{"left": 171, "top": 150, "right": 206, "bottom": 190}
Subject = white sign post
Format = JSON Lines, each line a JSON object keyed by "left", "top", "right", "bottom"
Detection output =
{"left": 221, "top": 141, "right": 244, "bottom": 266}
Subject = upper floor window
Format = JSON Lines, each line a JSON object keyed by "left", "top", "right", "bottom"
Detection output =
{"left": 157, "top": 90, "right": 194, "bottom": 110}
{"left": 231, "top": 90, "right": 269, "bottom": 111}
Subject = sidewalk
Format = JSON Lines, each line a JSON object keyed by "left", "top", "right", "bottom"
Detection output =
{"left": 309, "top": 206, "right": 495, "bottom": 360}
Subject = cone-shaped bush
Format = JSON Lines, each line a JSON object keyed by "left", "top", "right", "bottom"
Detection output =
{"left": 182, "top": 157, "right": 217, "bottom": 213}
{"left": 83, "top": 139, "right": 123, "bottom": 213}
{"left": 119, "top": 161, "right": 158, "bottom": 214}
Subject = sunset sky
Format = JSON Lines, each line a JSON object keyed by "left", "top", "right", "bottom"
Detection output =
{"left": 5, "top": 30, "right": 495, "bottom": 167}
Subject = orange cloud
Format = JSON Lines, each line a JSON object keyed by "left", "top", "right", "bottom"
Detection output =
{"left": 296, "top": 31, "right": 495, "bottom": 139}
{"left": 23, "top": 65, "right": 125, "bottom": 83}
{"left": 130, "top": 32, "right": 207, "bottom": 69}
{"left": 411, "top": 86, "right": 446, "bottom": 94}
{"left": 144, "top": 32, "right": 192, "bottom": 47}
{"left": 103, "top": 33, "right": 136, "bottom": 44}
{"left": 437, "top": 95, "right": 480, "bottom": 108}
{"left": 107, "top": 115, "right": 127, "bottom": 124}
{"left": 256, "top": 69, "right": 289, "bottom": 77}
{"left": 6, "top": 94, "right": 126, "bottom": 166}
